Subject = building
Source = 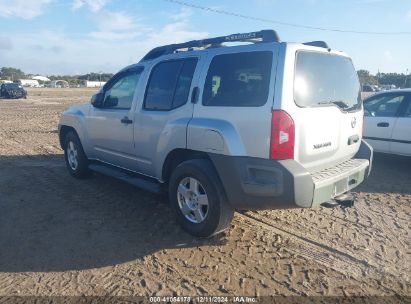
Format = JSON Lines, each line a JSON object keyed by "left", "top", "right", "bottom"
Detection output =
{"left": 0, "top": 80, "right": 13, "bottom": 84}
{"left": 82, "top": 80, "right": 106, "bottom": 88}
{"left": 17, "top": 79, "right": 40, "bottom": 87}
{"left": 32, "top": 76, "right": 51, "bottom": 82}
{"left": 50, "top": 80, "right": 69, "bottom": 88}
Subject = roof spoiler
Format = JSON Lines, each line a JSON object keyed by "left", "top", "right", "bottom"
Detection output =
{"left": 303, "top": 41, "right": 329, "bottom": 49}
{"left": 141, "top": 29, "right": 280, "bottom": 61}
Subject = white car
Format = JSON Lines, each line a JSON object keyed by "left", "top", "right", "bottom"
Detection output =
{"left": 364, "top": 89, "right": 411, "bottom": 156}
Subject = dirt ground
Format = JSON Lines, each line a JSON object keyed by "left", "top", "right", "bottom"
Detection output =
{"left": 0, "top": 88, "right": 410, "bottom": 298}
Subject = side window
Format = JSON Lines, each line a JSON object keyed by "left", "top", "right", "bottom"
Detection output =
{"left": 144, "top": 58, "right": 197, "bottom": 111}
{"left": 364, "top": 94, "right": 405, "bottom": 117}
{"left": 202, "top": 51, "right": 273, "bottom": 107}
{"left": 172, "top": 59, "right": 197, "bottom": 108}
{"left": 104, "top": 69, "right": 142, "bottom": 110}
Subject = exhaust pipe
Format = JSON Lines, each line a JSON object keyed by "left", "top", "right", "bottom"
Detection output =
{"left": 321, "top": 200, "right": 340, "bottom": 208}
{"left": 321, "top": 192, "right": 355, "bottom": 208}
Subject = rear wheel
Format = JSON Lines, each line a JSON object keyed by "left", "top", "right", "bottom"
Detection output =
{"left": 169, "top": 159, "right": 234, "bottom": 237}
{"left": 63, "top": 131, "right": 90, "bottom": 178}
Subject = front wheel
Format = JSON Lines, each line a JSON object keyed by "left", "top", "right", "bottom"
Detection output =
{"left": 169, "top": 159, "right": 234, "bottom": 237}
{"left": 63, "top": 131, "right": 90, "bottom": 178}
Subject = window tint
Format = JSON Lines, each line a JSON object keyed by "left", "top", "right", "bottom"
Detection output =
{"left": 294, "top": 52, "right": 361, "bottom": 110}
{"left": 202, "top": 51, "right": 273, "bottom": 107}
{"left": 144, "top": 58, "right": 197, "bottom": 110}
{"left": 173, "top": 59, "right": 197, "bottom": 108}
{"left": 144, "top": 61, "right": 182, "bottom": 110}
{"left": 104, "top": 70, "right": 142, "bottom": 109}
{"left": 364, "top": 94, "right": 405, "bottom": 117}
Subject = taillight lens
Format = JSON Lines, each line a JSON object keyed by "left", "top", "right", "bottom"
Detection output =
{"left": 362, "top": 114, "right": 364, "bottom": 137}
{"left": 270, "top": 110, "right": 295, "bottom": 160}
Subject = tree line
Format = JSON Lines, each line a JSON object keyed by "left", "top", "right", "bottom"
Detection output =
{"left": 357, "top": 70, "right": 410, "bottom": 88}
{"left": 0, "top": 67, "right": 114, "bottom": 85}
{"left": 2, "top": 66, "right": 410, "bottom": 89}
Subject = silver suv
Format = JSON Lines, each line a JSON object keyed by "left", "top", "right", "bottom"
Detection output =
{"left": 59, "top": 30, "right": 373, "bottom": 237}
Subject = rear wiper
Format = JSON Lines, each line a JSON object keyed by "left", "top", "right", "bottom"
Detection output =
{"left": 317, "top": 100, "right": 350, "bottom": 109}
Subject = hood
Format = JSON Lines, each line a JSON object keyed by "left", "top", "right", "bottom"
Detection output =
{"left": 63, "top": 102, "right": 91, "bottom": 116}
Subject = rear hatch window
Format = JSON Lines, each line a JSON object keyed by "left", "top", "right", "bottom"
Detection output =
{"left": 294, "top": 51, "right": 361, "bottom": 111}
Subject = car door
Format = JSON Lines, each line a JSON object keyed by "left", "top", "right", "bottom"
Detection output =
{"left": 133, "top": 56, "right": 201, "bottom": 178}
{"left": 390, "top": 94, "right": 411, "bottom": 156}
{"left": 363, "top": 93, "right": 406, "bottom": 153}
{"left": 87, "top": 66, "right": 144, "bottom": 169}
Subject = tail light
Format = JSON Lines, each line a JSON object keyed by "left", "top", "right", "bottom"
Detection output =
{"left": 362, "top": 114, "right": 364, "bottom": 137}
{"left": 270, "top": 110, "right": 295, "bottom": 160}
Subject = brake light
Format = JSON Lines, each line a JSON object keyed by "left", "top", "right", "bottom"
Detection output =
{"left": 270, "top": 110, "right": 295, "bottom": 160}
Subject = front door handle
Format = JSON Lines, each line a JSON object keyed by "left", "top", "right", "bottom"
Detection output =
{"left": 121, "top": 116, "right": 133, "bottom": 124}
{"left": 377, "top": 122, "right": 389, "bottom": 127}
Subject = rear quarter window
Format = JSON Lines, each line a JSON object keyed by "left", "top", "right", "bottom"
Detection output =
{"left": 202, "top": 51, "right": 273, "bottom": 107}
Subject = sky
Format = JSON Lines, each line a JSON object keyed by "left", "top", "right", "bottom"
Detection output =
{"left": 0, "top": 0, "right": 410, "bottom": 76}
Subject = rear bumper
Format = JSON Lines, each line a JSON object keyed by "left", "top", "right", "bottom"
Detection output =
{"left": 209, "top": 140, "right": 373, "bottom": 210}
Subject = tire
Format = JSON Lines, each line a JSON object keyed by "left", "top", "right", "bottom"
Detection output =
{"left": 63, "top": 131, "right": 90, "bottom": 178}
{"left": 169, "top": 159, "right": 234, "bottom": 237}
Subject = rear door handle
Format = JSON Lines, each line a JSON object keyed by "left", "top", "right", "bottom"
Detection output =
{"left": 121, "top": 116, "right": 133, "bottom": 124}
{"left": 377, "top": 122, "right": 389, "bottom": 127}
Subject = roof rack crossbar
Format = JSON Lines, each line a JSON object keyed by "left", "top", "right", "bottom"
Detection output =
{"left": 141, "top": 29, "right": 280, "bottom": 61}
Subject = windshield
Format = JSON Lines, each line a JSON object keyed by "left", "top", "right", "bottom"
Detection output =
{"left": 294, "top": 51, "right": 361, "bottom": 111}
{"left": 5, "top": 83, "right": 21, "bottom": 89}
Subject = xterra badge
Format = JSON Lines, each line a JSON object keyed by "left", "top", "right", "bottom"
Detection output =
{"left": 313, "top": 142, "right": 332, "bottom": 149}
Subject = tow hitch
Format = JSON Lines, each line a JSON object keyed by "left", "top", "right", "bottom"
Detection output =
{"left": 321, "top": 192, "right": 355, "bottom": 208}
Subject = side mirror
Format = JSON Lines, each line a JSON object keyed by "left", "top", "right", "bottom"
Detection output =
{"left": 91, "top": 92, "right": 104, "bottom": 108}
{"left": 105, "top": 96, "right": 119, "bottom": 108}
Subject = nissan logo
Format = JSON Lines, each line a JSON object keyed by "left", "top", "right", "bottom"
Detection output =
{"left": 351, "top": 117, "right": 357, "bottom": 128}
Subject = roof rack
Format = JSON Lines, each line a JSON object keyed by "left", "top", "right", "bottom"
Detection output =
{"left": 303, "top": 41, "right": 329, "bottom": 49}
{"left": 141, "top": 29, "right": 280, "bottom": 61}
